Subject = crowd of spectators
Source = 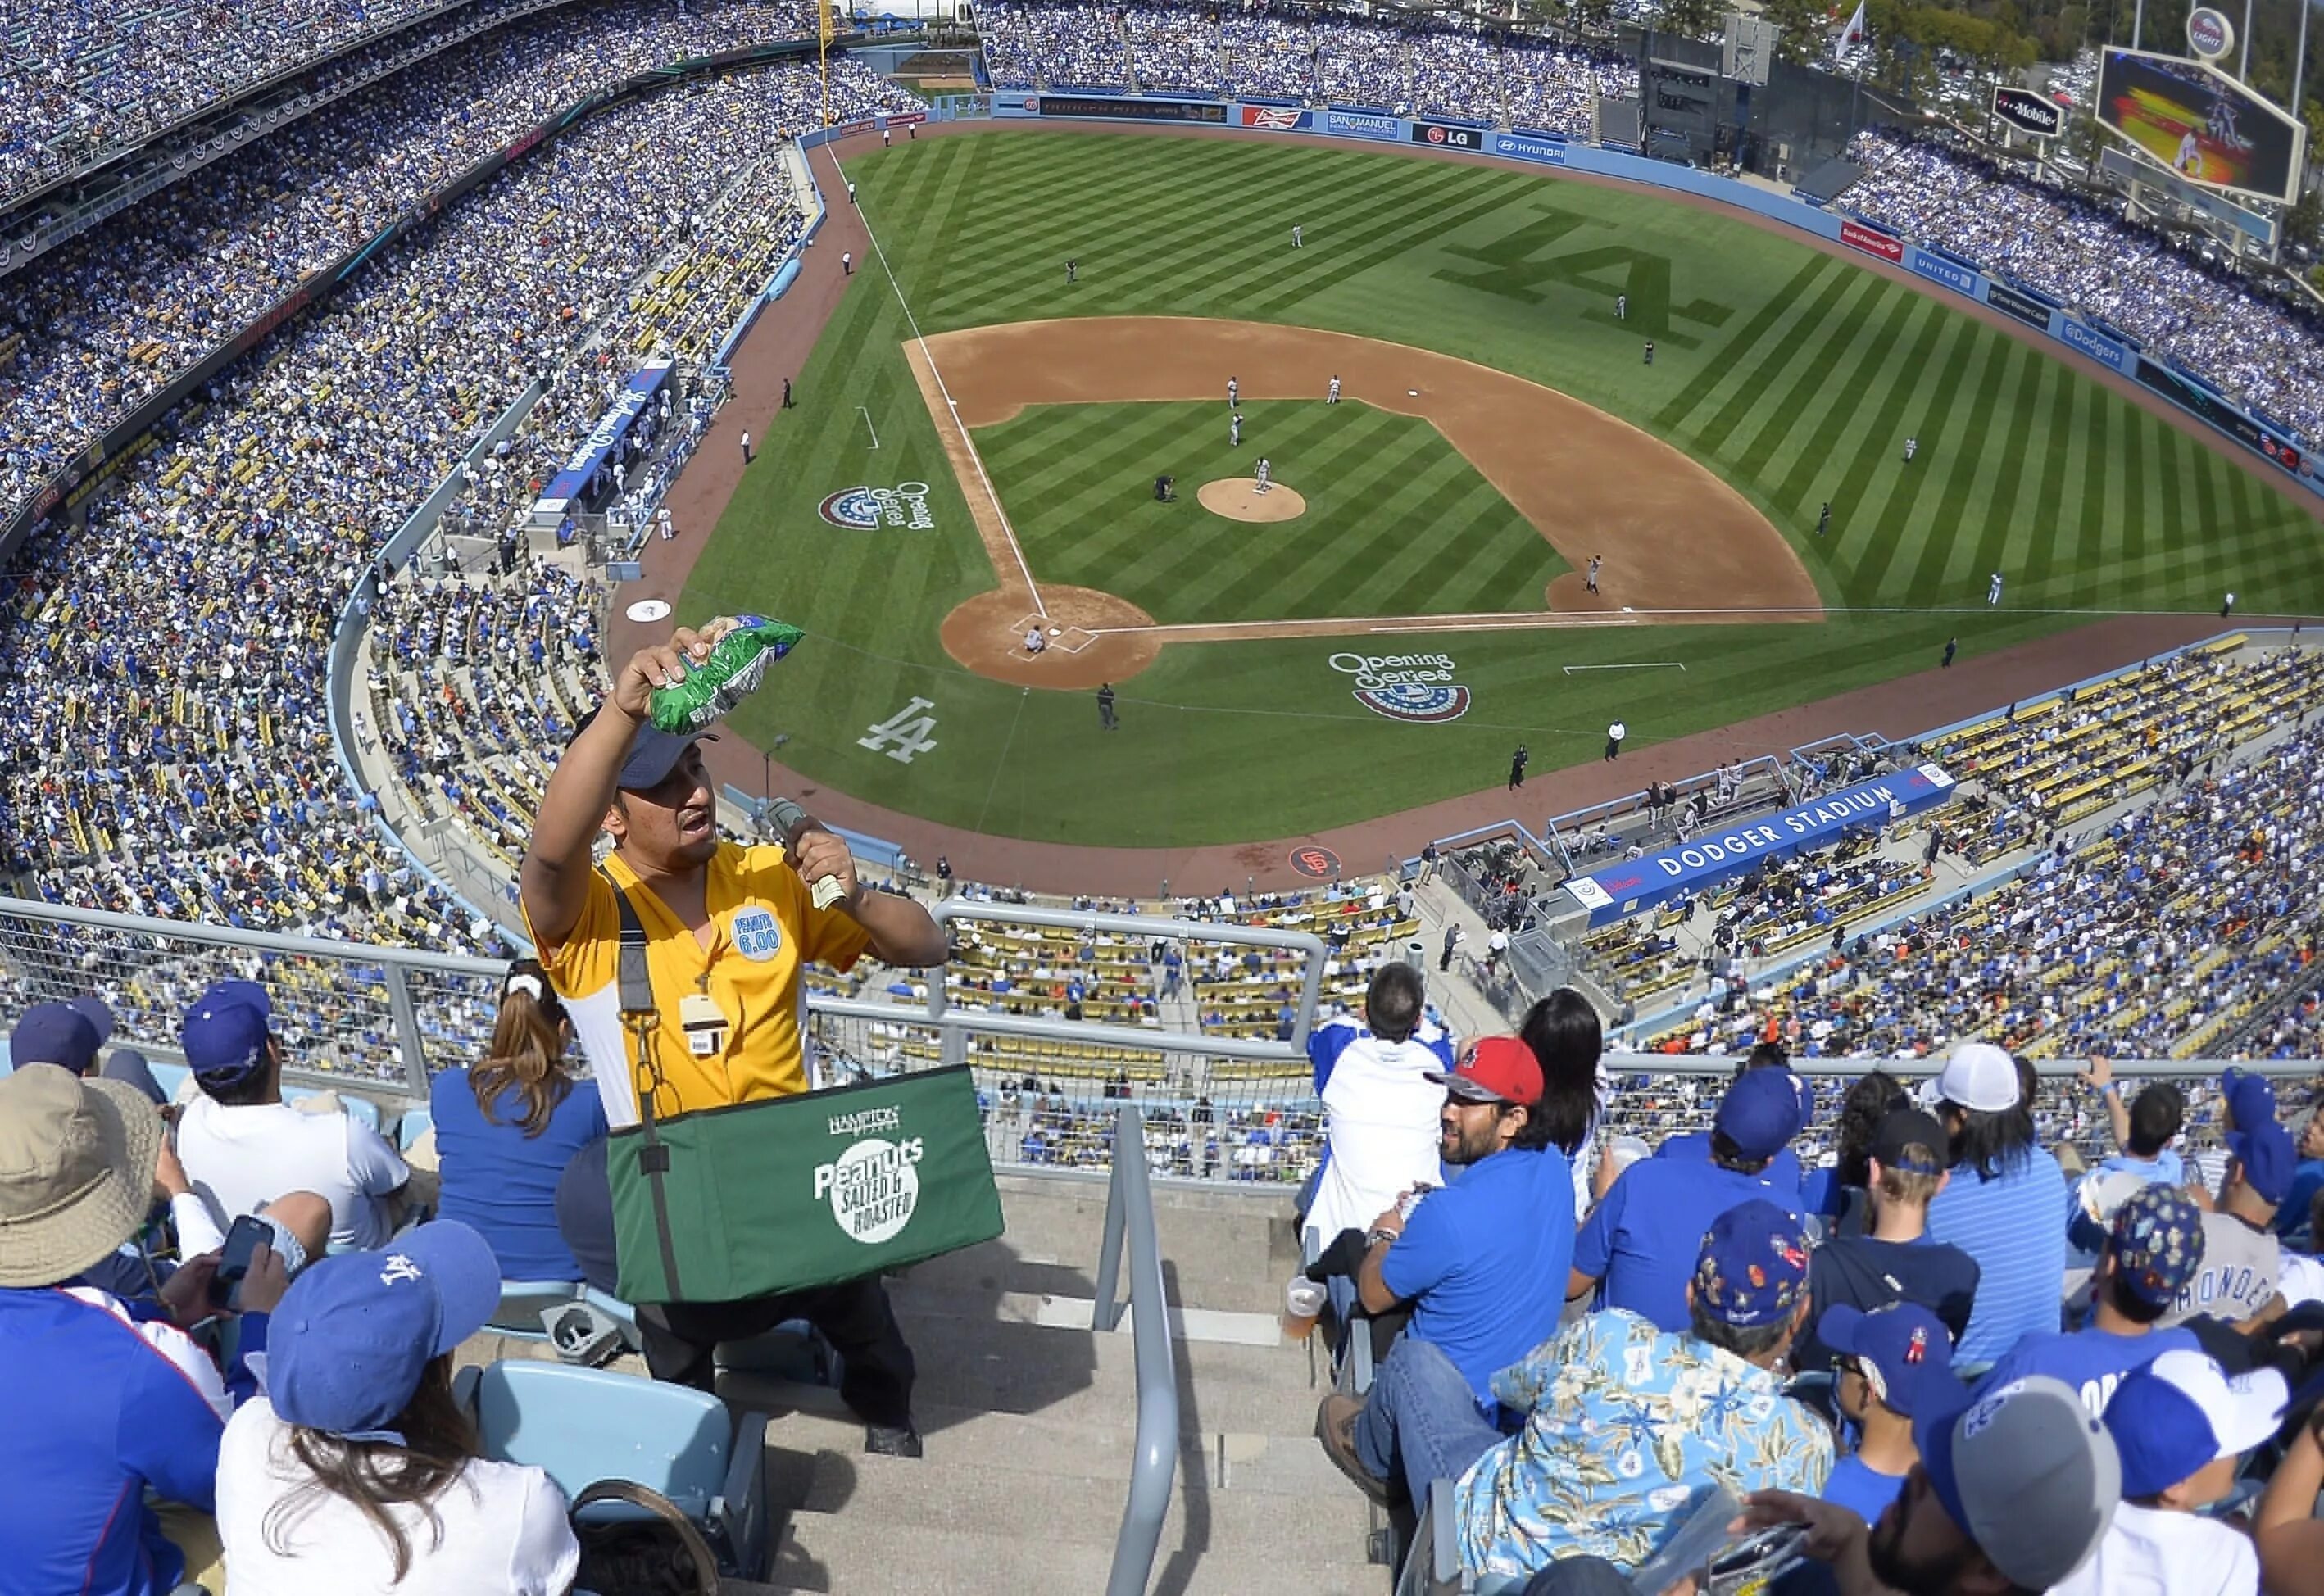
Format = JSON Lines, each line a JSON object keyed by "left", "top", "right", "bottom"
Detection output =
{"left": 976, "top": 0, "right": 1634, "bottom": 134}
{"left": 0, "top": 52, "right": 913, "bottom": 957}
{"left": 1846, "top": 128, "right": 2324, "bottom": 442}
{"left": 0, "top": 0, "right": 869, "bottom": 527}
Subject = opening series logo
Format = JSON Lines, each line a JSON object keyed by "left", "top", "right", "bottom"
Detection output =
{"left": 1331, "top": 651, "right": 1472, "bottom": 723}
{"left": 814, "top": 1105, "right": 925, "bottom": 1244}
{"left": 819, "top": 482, "right": 936, "bottom": 530}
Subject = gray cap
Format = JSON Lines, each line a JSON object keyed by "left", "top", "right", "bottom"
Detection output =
{"left": 1914, "top": 1373, "right": 2120, "bottom": 1589}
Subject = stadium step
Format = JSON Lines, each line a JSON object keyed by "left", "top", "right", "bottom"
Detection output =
{"left": 759, "top": 1517, "right": 1387, "bottom": 1595}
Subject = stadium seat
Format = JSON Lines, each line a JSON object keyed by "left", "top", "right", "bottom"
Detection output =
{"left": 454, "top": 1359, "right": 770, "bottom": 1581}
{"left": 396, "top": 1106, "right": 433, "bottom": 1151}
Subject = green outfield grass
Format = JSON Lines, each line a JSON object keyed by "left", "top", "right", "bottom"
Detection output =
{"left": 978, "top": 400, "right": 1567, "bottom": 623}
{"left": 681, "top": 128, "right": 2319, "bottom": 848}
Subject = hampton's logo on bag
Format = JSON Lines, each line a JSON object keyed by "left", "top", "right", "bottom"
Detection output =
{"left": 814, "top": 1106, "right": 927, "bottom": 1245}
{"left": 819, "top": 482, "right": 936, "bottom": 530}
{"left": 1330, "top": 651, "right": 1472, "bottom": 723}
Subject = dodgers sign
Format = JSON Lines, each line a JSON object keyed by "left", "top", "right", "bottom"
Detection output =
{"left": 532, "top": 361, "right": 671, "bottom": 519}
{"left": 1562, "top": 765, "right": 1955, "bottom": 926}
{"left": 2058, "top": 318, "right": 2128, "bottom": 371}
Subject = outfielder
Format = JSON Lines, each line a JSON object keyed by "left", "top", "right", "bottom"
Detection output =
{"left": 1643, "top": 341, "right": 1655, "bottom": 365}
{"left": 1292, "top": 224, "right": 1303, "bottom": 248}
{"left": 1817, "top": 501, "right": 1831, "bottom": 537}
{"left": 1066, "top": 258, "right": 1078, "bottom": 284}
{"left": 1616, "top": 292, "right": 1627, "bottom": 320}
{"left": 1327, "top": 374, "right": 1341, "bottom": 404}
{"left": 1230, "top": 410, "right": 1242, "bottom": 447}
{"left": 1987, "top": 572, "right": 2004, "bottom": 605}
{"left": 1254, "top": 457, "right": 1271, "bottom": 494}
{"left": 1904, "top": 436, "right": 1918, "bottom": 462}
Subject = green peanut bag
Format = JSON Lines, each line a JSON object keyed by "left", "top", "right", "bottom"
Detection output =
{"left": 647, "top": 615, "right": 804, "bottom": 733}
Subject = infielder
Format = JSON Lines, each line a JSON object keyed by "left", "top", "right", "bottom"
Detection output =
{"left": 1327, "top": 374, "right": 1341, "bottom": 404}
{"left": 1585, "top": 555, "right": 1601, "bottom": 594}
{"left": 1292, "top": 224, "right": 1303, "bottom": 248}
{"left": 1987, "top": 572, "right": 2004, "bottom": 605}
{"left": 1228, "top": 376, "right": 1239, "bottom": 410}
{"left": 1230, "top": 411, "right": 1242, "bottom": 447}
{"left": 1254, "top": 457, "right": 1272, "bottom": 494}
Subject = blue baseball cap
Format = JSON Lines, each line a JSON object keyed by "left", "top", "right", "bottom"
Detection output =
{"left": 1714, "top": 1068, "right": 1801, "bottom": 1162}
{"left": 2104, "top": 1349, "right": 2285, "bottom": 1498}
{"left": 2108, "top": 1184, "right": 2206, "bottom": 1309}
{"left": 1818, "top": 1301, "right": 1959, "bottom": 1418}
{"left": 1691, "top": 1198, "right": 1811, "bottom": 1328}
{"left": 180, "top": 980, "right": 274, "bottom": 1087}
{"left": 269, "top": 1222, "right": 502, "bottom": 1443}
{"left": 2221, "top": 1068, "right": 2277, "bottom": 1134}
{"left": 9, "top": 1003, "right": 102, "bottom": 1075}
{"left": 570, "top": 705, "right": 719, "bottom": 791}
{"left": 1915, "top": 1373, "right": 2119, "bottom": 1590}
{"left": 2230, "top": 1116, "right": 2296, "bottom": 1206}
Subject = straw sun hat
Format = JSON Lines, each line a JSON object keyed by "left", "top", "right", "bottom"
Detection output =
{"left": 0, "top": 1063, "right": 165, "bottom": 1288}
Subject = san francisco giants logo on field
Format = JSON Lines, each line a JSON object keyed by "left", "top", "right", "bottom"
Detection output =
{"left": 1330, "top": 651, "right": 1473, "bottom": 723}
{"left": 819, "top": 482, "right": 936, "bottom": 530}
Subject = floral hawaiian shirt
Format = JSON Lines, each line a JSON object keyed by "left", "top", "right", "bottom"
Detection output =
{"left": 1455, "top": 1308, "right": 1833, "bottom": 1578}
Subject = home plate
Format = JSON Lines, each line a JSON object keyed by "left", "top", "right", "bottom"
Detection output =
{"left": 1407, "top": 388, "right": 1419, "bottom": 396}
{"left": 626, "top": 598, "right": 672, "bottom": 623}
{"left": 1623, "top": 605, "right": 1634, "bottom": 613}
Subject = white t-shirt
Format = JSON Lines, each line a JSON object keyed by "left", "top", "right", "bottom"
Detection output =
{"left": 217, "top": 1399, "right": 579, "bottom": 1596}
{"left": 1305, "top": 1018, "right": 1456, "bottom": 1245}
{"left": 177, "top": 1096, "right": 410, "bottom": 1249}
{"left": 2047, "top": 1501, "right": 2256, "bottom": 1596}
{"left": 2277, "top": 1249, "right": 2324, "bottom": 1308}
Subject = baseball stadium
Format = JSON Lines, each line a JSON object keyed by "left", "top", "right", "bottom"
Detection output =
{"left": 2, "top": 0, "right": 2324, "bottom": 1590}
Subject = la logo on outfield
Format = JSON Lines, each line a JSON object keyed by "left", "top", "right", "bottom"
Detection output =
{"left": 859, "top": 697, "right": 939, "bottom": 763}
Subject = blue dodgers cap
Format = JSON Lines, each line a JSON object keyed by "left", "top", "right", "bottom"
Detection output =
{"left": 2108, "top": 1183, "right": 2206, "bottom": 1308}
{"left": 1818, "top": 1301, "right": 1958, "bottom": 1418}
{"left": 1916, "top": 1373, "right": 2119, "bottom": 1590}
{"left": 2221, "top": 1068, "right": 2278, "bottom": 1133}
{"left": 2104, "top": 1349, "right": 2285, "bottom": 1499}
{"left": 1714, "top": 1067, "right": 1802, "bottom": 1162}
{"left": 1691, "top": 1198, "right": 1812, "bottom": 1328}
{"left": 570, "top": 705, "right": 719, "bottom": 791}
{"left": 2230, "top": 1116, "right": 2297, "bottom": 1206}
{"left": 179, "top": 980, "right": 273, "bottom": 1086}
{"left": 9, "top": 1003, "right": 102, "bottom": 1075}
{"left": 269, "top": 1222, "right": 502, "bottom": 1443}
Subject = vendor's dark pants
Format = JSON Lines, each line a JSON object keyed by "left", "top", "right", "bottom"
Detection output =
{"left": 639, "top": 1275, "right": 917, "bottom": 1429}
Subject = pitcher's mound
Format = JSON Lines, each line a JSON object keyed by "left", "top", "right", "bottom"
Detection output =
{"left": 1198, "top": 478, "right": 1307, "bottom": 523}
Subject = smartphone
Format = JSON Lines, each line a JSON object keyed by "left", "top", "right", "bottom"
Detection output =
{"left": 210, "top": 1214, "right": 271, "bottom": 1309}
{"left": 1706, "top": 1523, "right": 1809, "bottom": 1595}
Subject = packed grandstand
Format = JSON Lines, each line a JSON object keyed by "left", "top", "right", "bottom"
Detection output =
{"left": 2, "top": 1, "right": 2323, "bottom": 1592}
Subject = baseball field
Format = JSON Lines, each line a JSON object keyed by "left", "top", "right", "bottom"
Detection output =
{"left": 675, "top": 126, "right": 2320, "bottom": 850}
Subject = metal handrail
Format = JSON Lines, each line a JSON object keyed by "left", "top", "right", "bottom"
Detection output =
{"left": 1091, "top": 1103, "right": 1177, "bottom": 1596}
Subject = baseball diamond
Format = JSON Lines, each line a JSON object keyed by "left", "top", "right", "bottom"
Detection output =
{"left": 638, "top": 124, "right": 2320, "bottom": 855}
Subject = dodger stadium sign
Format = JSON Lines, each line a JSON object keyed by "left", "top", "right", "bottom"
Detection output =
{"left": 1331, "top": 651, "right": 1472, "bottom": 722}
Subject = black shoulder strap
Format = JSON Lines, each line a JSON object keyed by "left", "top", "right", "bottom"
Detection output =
{"left": 602, "top": 868, "right": 684, "bottom": 1299}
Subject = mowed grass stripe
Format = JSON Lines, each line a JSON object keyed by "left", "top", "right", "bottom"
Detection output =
{"left": 2068, "top": 393, "right": 2115, "bottom": 605}
{"left": 1230, "top": 424, "right": 1450, "bottom": 615}
{"left": 1828, "top": 299, "right": 1948, "bottom": 592}
{"left": 1654, "top": 252, "right": 1836, "bottom": 432}
{"left": 1903, "top": 331, "right": 2016, "bottom": 600}
{"left": 2014, "top": 365, "right": 2081, "bottom": 600}
{"left": 1848, "top": 315, "right": 1980, "bottom": 596}
{"left": 1747, "top": 280, "right": 1919, "bottom": 522}
{"left": 1732, "top": 271, "right": 1897, "bottom": 506}
{"left": 1686, "top": 263, "right": 1868, "bottom": 460}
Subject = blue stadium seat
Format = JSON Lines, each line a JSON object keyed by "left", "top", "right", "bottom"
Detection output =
{"left": 454, "top": 1359, "right": 770, "bottom": 1581}
{"left": 396, "top": 1106, "right": 433, "bottom": 1150}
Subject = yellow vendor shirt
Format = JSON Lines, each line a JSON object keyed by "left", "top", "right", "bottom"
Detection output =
{"left": 526, "top": 840, "right": 872, "bottom": 1130}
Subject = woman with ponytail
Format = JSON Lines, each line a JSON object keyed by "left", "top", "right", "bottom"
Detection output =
{"left": 428, "top": 960, "right": 606, "bottom": 1281}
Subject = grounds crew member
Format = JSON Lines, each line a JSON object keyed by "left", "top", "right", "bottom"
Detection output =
{"left": 520, "top": 618, "right": 948, "bottom": 1456}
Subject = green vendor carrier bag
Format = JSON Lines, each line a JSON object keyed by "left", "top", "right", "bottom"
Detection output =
{"left": 600, "top": 877, "right": 1004, "bottom": 1306}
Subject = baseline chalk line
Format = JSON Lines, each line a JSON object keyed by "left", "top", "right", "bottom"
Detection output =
{"left": 858, "top": 406, "right": 879, "bottom": 448}
{"left": 1562, "top": 661, "right": 1688, "bottom": 674}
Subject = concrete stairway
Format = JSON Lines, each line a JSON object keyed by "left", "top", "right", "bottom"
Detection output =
{"left": 726, "top": 1172, "right": 1389, "bottom": 1595}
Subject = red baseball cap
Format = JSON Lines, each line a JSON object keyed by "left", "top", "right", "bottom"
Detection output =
{"left": 1426, "top": 1036, "right": 1543, "bottom": 1107}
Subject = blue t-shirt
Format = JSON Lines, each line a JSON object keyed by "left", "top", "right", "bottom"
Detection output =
{"left": 1656, "top": 1130, "right": 1806, "bottom": 1202}
{"left": 1821, "top": 1453, "right": 1908, "bottom": 1526}
{"left": 1926, "top": 1146, "right": 2068, "bottom": 1367}
{"left": 1380, "top": 1145, "right": 1574, "bottom": 1408}
{"left": 2278, "top": 1158, "right": 2324, "bottom": 1240}
{"left": 1980, "top": 1325, "right": 2200, "bottom": 1419}
{"left": 431, "top": 1068, "right": 608, "bottom": 1282}
{"left": 1800, "top": 1164, "right": 1845, "bottom": 1219}
{"left": 1575, "top": 1157, "right": 1804, "bottom": 1332}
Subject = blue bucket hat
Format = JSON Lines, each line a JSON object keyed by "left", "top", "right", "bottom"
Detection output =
{"left": 268, "top": 1222, "right": 502, "bottom": 1444}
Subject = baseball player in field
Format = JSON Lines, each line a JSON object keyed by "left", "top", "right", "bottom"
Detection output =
{"left": 1987, "top": 572, "right": 2004, "bottom": 605}
{"left": 1616, "top": 292, "right": 1627, "bottom": 320}
{"left": 1904, "top": 436, "right": 1918, "bottom": 462}
{"left": 1817, "top": 501, "right": 1831, "bottom": 537}
{"left": 1066, "top": 258, "right": 1078, "bottom": 284}
{"left": 1255, "top": 457, "right": 1272, "bottom": 494}
{"left": 656, "top": 507, "right": 674, "bottom": 542}
{"left": 1643, "top": 341, "right": 1654, "bottom": 365}
{"left": 1230, "top": 411, "right": 1242, "bottom": 447}
{"left": 1585, "top": 555, "right": 1601, "bottom": 595}
{"left": 1228, "top": 376, "right": 1239, "bottom": 410}
{"left": 1327, "top": 374, "right": 1341, "bottom": 404}
{"left": 1292, "top": 224, "right": 1304, "bottom": 248}
{"left": 1024, "top": 625, "right": 1047, "bottom": 655}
